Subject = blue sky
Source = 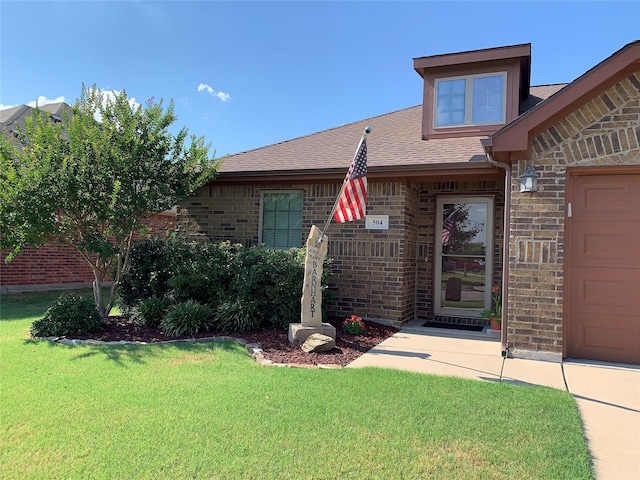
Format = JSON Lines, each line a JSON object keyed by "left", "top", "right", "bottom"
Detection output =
{"left": 1, "top": 1, "right": 638, "bottom": 156}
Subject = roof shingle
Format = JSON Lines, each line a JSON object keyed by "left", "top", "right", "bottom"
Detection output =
{"left": 220, "top": 84, "right": 566, "bottom": 176}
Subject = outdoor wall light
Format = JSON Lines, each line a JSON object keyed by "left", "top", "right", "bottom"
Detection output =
{"left": 519, "top": 166, "right": 538, "bottom": 193}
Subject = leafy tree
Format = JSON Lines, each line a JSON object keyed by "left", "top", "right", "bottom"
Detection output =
{"left": 0, "top": 86, "right": 221, "bottom": 317}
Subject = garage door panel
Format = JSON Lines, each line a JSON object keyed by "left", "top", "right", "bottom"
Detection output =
{"left": 570, "top": 222, "right": 640, "bottom": 268}
{"left": 568, "top": 311, "right": 639, "bottom": 364}
{"left": 573, "top": 177, "right": 640, "bottom": 222}
{"left": 567, "top": 173, "right": 640, "bottom": 364}
{"left": 570, "top": 267, "right": 640, "bottom": 315}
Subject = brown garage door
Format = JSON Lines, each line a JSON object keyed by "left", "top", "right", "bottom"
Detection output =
{"left": 566, "top": 173, "right": 640, "bottom": 364}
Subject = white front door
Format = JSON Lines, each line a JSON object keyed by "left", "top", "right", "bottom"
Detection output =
{"left": 435, "top": 196, "right": 494, "bottom": 317}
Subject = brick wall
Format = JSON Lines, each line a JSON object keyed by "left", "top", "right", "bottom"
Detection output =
{"left": 1, "top": 212, "right": 176, "bottom": 292}
{"left": 415, "top": 180, "right": 505, "bottom": 322}
{"left": 507, "top": 71, "right": 640, "bottom": 358}
{"left": 178, "top": 178, "right": 505, "bottom": 326}
{"left": 178, "top": 180, "right": 419, "bottom": 324}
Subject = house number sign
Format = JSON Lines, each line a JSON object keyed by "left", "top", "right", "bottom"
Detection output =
{"left": 365, "top": 215, "right": 389, "bottom": 230}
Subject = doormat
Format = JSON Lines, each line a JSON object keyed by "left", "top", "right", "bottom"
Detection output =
{"left": 422, "top": 321, "right": 484, "bottom": 332}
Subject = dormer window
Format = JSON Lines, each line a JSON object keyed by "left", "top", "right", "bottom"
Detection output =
{"left": 413, "top": 43, "right": 531, "bottom": 140}
{"left": 435, "top": 72, "right": 506, "bottom": 128}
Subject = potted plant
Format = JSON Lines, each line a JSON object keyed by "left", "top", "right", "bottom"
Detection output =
{"left": 481, "top": 285, "right": 502, "bottom": 330}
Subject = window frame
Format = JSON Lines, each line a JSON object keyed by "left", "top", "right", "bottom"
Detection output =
{"left": 258, "top": 190, "right": 304, "bottom": 249}
{"left": 434, "top": 71, "right": 507, "bottom": 129}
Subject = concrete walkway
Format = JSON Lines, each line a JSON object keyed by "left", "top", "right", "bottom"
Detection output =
{"left": 348, "top": 325, "right": 640, "bottom": 480}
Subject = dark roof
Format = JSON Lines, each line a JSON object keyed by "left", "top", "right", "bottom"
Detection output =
{"left": 219, "top": 84, "right": 565, "bottom": 178}
{"left": 0, "top": 102, "right": 72, "bottom": 134}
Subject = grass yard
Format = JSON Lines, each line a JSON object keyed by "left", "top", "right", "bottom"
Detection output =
{"left": 1, "top": 291, "right": 593, "bottom": 479}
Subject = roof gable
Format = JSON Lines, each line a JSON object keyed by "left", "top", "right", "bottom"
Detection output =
{"left": 488, "top": 40, "right": 640, "bottom": 158}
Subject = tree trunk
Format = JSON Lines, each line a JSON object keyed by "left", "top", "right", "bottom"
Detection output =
{"left": 92, "top": 270, "right": 108, "bottom": 318}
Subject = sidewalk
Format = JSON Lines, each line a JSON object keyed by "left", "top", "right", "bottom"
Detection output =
{"left": 348, "top": 325, "right": 640, "bottom": 480}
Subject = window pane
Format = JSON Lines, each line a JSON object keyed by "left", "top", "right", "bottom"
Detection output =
{"left": 262, "top": 229, "right": 275, "bottom": 246}
{"left": 275, "top": 211, "right": 289, "bottom": 229}
{"left": 263, "top": 194, "right": 276, "bottom": 211}
{"left": 440, "top": 201, "right": 489, "bottom": 314}
{"left": 472, "top": 75, "right": 504, "bottom": 125}
{"left": 263, "top": 211, "right": 275, "bottom": 229}
{"left": 436, "top": 79, "right": 466, "bottom": 127}
{"left": 273, "top": 229, "right": 290, "bottom": 249}
{"left": 290, "top": 193, "right": 303, "bottom": 210}
{"left": 289, "top": 210, "right": 302, "bottom": 229}
{"left": 275, "top": 193, "right": 291, "bottom": 211}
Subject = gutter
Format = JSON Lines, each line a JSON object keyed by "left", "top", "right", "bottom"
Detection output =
{"left": 216, "top": 160, "right": 497, "bottom": 179}
{"left": 481, "top": 138, "right": 509, "bottom": 357}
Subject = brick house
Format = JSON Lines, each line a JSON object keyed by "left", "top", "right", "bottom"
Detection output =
{"left": 179, "top": 41, "right": 640, "bottom": 364}
{"left": 0, "top": 103, "right": 176, "bottom": 293}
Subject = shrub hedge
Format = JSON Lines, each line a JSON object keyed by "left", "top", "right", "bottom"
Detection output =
{"left": 119, "top": 236, "right": 334, "bottom": 333}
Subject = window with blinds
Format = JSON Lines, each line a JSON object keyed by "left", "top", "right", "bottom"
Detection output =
{"left": 260, "top": 191, "right": 303, "bottom": 249}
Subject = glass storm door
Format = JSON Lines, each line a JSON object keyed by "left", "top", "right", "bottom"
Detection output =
{"left": 435, "top": 196, "right": 494, "bottom": 317}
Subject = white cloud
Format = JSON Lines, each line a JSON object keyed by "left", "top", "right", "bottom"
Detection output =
{"left": 197, "top": 83, "right": 231, "bottom": 102}
{"left": 26, "top": 95, "right": 66, "bottom": 108}
{"left": 198, "top": 83, "right": 214, "bottom": 95}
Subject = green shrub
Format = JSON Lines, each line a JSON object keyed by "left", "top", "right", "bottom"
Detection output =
{"left": 119, "top": 237, "right": 172, "bottom": 309}
{"left": 167, "top": 241, "right": 236, "bottom": 309}
{"left": 232, "top": 247, "right": 306, "bottom": 329}
{"left": 130, "top": 297, "right": 170, "bottom": 328}
{"left": 160, "top": 300, "right": 214, "bottom": 337}
{"left": 120, "top": 237, "right": 334, "bottom": 331}
{"left": 216, "top": 300, "right": 262, "bottom": 333}
{"left": 30, "top": 293, "right": 103, "bottom": 337}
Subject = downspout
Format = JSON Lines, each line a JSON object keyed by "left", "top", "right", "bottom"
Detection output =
{"left": 481, "top": 138, "right": 509, "bottom": 357}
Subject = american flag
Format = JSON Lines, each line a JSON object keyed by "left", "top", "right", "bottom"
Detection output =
{"left": 333, "top": 138, "right": 367, "bottom": 223}
{"left": 442, "top": 208, "right": 460, "bottom": 246}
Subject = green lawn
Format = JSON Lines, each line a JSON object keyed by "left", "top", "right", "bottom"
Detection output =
{"left": 1, "top": 291, "right": 593, "bottom": 479}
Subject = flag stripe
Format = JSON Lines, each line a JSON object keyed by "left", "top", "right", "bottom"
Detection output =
{"left": 333, "top": 139, "right": 367, "bottom": 224}
{"left": 441, "top": 208, "right": 459, "bottom": 246}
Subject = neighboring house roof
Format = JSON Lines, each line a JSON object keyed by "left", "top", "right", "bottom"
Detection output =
{"left": 0, "top": 103, "right": 72, "bottom": 141}
{"left": 218, "top": 84, "right": 564, "bottom": 181}
{"left": 487, "top": 40, "right": 640, "bottom": 160}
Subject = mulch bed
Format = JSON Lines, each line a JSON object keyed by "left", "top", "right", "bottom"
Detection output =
{"left": 74, "top": 316, "right": 400, "bottom": 367}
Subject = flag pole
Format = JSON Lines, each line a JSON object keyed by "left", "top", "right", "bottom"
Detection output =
{"left": 318, "top": 126, "right": 371, "bottom": 243}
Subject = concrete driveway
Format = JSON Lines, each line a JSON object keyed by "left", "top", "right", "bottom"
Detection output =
{"left": 348, "top": 326, "right": 640, "bottom": 480}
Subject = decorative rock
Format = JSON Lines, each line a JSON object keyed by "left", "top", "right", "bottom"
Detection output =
{"left": 301, "top": 333, "right": 336, "bottom": 353}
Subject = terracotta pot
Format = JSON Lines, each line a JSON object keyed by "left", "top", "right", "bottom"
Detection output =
{"left": 490, "top": 317, "right": 501, "bottom": 331}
